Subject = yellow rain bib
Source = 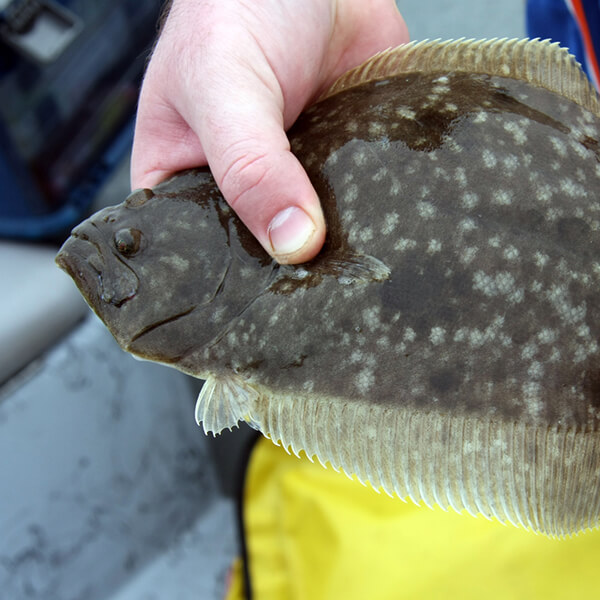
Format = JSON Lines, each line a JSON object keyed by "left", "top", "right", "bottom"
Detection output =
{"left": 226, "top": 437, "right": 600, "bottom": 599}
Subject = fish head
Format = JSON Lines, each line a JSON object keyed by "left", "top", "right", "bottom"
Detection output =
{"left": 56, "top": 169, "right": 258, "bottom": 366}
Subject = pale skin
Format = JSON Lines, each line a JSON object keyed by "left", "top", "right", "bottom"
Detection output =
{"left": 131, "top": 0, "right": 408, "bottom": 264}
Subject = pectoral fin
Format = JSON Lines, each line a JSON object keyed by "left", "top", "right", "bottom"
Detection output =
{"left": 281, "top": 252, "right": 391, "bottom": 287}
{"left": 195, "top": 374, "right": 259, "bottom": 435}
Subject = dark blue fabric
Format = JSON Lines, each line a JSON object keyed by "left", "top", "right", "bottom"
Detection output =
{"left": 526, "top": 0, "right": 600, "bottom": 83}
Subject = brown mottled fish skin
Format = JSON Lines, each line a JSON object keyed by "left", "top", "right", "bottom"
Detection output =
{"left": 57, "top": 40, "right": 600, "bottom": 535}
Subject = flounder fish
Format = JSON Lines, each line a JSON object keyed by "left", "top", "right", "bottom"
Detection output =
{"left": 57, "top": 39, "right": 600, "bottom": 536}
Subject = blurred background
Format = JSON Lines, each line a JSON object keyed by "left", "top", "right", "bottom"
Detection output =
{"left": 0, "top": 1, "right": 531, "bottom": 599}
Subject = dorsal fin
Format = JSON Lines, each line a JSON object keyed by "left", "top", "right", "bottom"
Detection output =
{"left": 320, "top": 38, "right": 600, "bottom": 117}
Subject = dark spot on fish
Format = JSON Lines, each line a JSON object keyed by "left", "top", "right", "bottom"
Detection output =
{"left": 557, "top": 217, "right": 591, "bottom": 244}
{"left": 580, "top": 135, "right": 600, "bottom": 161}
{"left": 520, "top": 209, "right": 545, "bottom": 233}
{"left": 430, "top": 368, "right": 461, "bottom": 393}
{"left": 125, "top": 188, "right": 154, "bottom": 207}
{"left": 292, "top": 72, "right": 571, "bottom": 161}
{"left": 284, "top": 354, "right": 308, "bottom": 369}
{"left": 381, "top": 253, "right": 466, "bottom": 333}
{"left": 236, "top": 358, "right": 265, "bottom": 373}
{"left": 582, "top": 368, "right": 600, "bottom": 413}
{"left": 270, "top": 272, "right": 324, "bottom": 295}
{"left": 509, "top": 309, "right": 538, "bottom": 345}
{"left": 491, "top": 360, "right": 508, "bottom": 383}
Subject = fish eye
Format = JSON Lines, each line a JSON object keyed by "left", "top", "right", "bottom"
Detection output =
{"left": 114, "top": 228, "right": 142, "bottom": 257}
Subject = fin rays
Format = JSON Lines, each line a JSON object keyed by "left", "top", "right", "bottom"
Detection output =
{"left": 196, "top": 375, "right": 600, "bottom": 536}
{"left": 321, "top": 38, "right": 600, "bottom": 117}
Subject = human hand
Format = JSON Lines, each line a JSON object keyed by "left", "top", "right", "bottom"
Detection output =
{"left": 131, "top": 0, "right": 408, "bottom": 263}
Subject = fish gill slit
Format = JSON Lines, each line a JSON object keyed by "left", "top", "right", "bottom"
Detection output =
{"left": 130, "top": 305, "right": 197, "bottom": 343}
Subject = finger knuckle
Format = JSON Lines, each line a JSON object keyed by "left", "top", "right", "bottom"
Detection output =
{"left": 219, "top": 150, "right": 271, "bottom": 208}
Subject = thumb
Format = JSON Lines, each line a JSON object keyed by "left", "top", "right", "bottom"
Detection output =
{"left": 195, "top": 100, "right": 326, "bottom": 265}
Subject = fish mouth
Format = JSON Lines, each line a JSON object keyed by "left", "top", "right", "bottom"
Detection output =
{"left": 56, "top": 226, "right": 139, "bottom": 316}
{"left": 56, "top": 233, "right": 105, "bottom": 313}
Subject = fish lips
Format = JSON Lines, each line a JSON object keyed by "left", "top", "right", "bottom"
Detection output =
{"left": 56, "top": 229, "right": 139, "bottom": 322}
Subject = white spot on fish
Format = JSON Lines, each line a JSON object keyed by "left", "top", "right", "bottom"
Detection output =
{"left": 362, "top": 306, "right": 382, "bottom": 331}
{"left": 303, "top": 380, "right": 314, "bottom": 393}
{"left": 502, "top": 155, "right": 519, "bottom": 175}
{"left": 570, "top": 139, "right": 593, "bottom": 159}
{"left": 417, "top": 201, "right": 436, "bottom": 219}
{"left": 473, "top": 111, "right": 488, "bottom": 124}
{"left": 395, "top": 238, "right": 417, "bottom": 251}
{"left": 429, "top": 327, "right": 446, "bottom": 346}
{"left": 434, "top": 167, "right": 449, "bottom": 181}
{"left": 482, "top": 149, "right": 497, "bottom": 168}
{"left": 403, "top": 328, "right": 416, "bottom": 342}
{"left": 560, "top": 178, "right": 587, "bottom": 198}
{"left": 353, "top": 150, "right": 368, "bottom": 166}
{"left": 396, "top": 106, "right": 416, "bottom": 120}
{"left": 528, "top": 361, "right": 544, "bottom": 379}
{"left": 493, "top": 190, "right": 513, "bottom": 205}
{"left": 350, "top": 349, "right": 363, "bottom": 364}
{"left": 546, "top": 284, "right": 586, "bottom": 324}
{"left": 538, "top": 329, "right": 557, "bottom": 344}
{"left": 355, "top": 368, "right": 375, "bottom": 394}
{"left": 503, "top": 120, "right": 528, "bottom": 144}
{"left": 523, "top": 382, "right": 543, "bottom": 418}
{"left": 358, "top": 226, "right": 373, "bottom": 242}
{"left": 159, "top": 255, "right": 190, "bottom": 271}
{"left": 534, "top": 251, "right": 549, "bottom": 268}
{"left": 461, "top": 192, "right": 479, "bottom": 210}
{"left": 447, "top": 139, "right": 463, "bottom": 153}
{"left": 427, "top": 239, "right": 442, "bottom": 254}
{"left": 460, "top": 246, "right": 478, "bottom": 265}
{"left": 545, "top": 206, "right": 564, "bottom": 221}
{"left": 377, "top": 336, "right": 390, "bottom": 349}
{"left": 535, "top": 184, "right": 553, "bottom": 203}
{"left": 455, "top": 167, "right": 467, "bottom": 187}
{"left": 521, "top": 342, "right": 538, "bottom": 360}
{"left": 503, "top": 245, "right": 519, "bottom": 261}
{"left": 459, "top": 218, "right": 477, "bottom": 233}
{"left": 369, "top": 122, "right": 385, "bottom": 136}
{"left": 473, "top": 270, "right": 523, "bottom": 303}
{"left": 382, "top": 212, "right": 399, "bottom": 235}
{"left": 469, "top": 329, "right": 486, "bottom": 348}
{"left": 549, "top": 136, "right": 567, "bottom": 157}
{"left": 344, "top": 183, "right": 358, "bottom": 203}
{"left": 372, "top": 167, "right": 388, "bottom": 182}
